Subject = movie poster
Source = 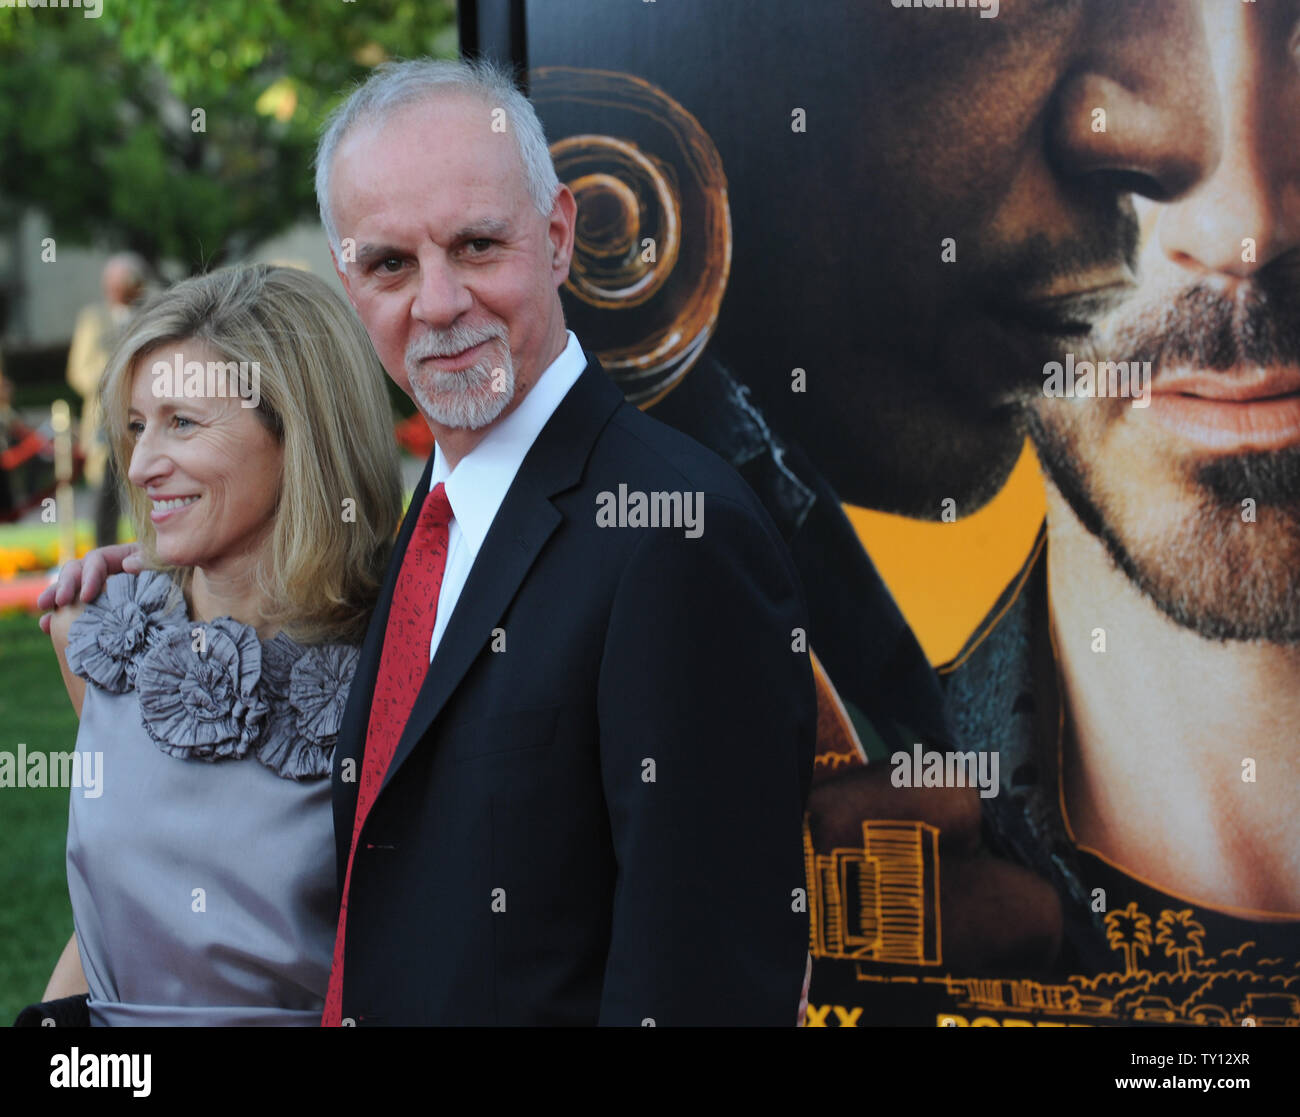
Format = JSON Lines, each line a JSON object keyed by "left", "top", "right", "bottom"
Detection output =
{"left": 503, "top": 0, "right": 1300, "bottom": 1027}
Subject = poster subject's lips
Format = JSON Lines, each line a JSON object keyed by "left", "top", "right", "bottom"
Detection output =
{"left": 1147, "top": 366, "right": 1300, "bottom": 451}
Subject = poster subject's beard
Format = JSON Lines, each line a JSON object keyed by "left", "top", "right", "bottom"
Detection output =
{"left": 1021, "top": 266, "right": 1300, "bottom": 644}
{"left": 1027, "top": 410, "right": 1300, "bottom": 643}
{"left": 406, "top": 323, "right": 515, "bottom": 431}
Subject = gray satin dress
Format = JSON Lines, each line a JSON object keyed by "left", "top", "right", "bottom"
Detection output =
{"left": 64, "top": 571, "right": 358, "bottom": 1026}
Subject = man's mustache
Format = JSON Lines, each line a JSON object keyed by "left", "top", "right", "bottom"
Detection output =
{"left": 406, "top": 323, "right": 507, "bottom": 362}
{"left": 1100, "top": 257, "right": 1300, "bottom": 374}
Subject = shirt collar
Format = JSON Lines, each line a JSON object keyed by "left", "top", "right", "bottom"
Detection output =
{"left": 429, "top": 330, "right": 587, "bottom": 553}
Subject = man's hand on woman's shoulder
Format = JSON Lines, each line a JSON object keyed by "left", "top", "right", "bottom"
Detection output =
{"left": 37, "top": 543, "right": 144, "bottom": 634}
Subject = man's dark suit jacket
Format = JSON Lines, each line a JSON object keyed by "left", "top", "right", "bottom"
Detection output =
{"left": 330, "top": 357, "right": 816, "bottom": 1025}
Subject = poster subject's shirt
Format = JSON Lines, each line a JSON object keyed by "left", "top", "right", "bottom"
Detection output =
{"left": 804, "top": 529, "right": 1300, "bottom": 1028}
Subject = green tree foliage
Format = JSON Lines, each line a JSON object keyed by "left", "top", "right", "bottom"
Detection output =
{"left": 0, "top": 0, "right": 457, "bottom": 271}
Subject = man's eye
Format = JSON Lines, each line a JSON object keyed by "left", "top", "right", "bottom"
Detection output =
{"left": 373, "top": 256, "right": 404, "bottom": 274}
{"left": 173, "top": 416, "right": 195, "bottom": 429}
{"left": 468, "top": 238, "right": 494, "bottom": 253}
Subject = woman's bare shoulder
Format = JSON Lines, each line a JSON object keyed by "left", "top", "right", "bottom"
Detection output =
{"left": 49, "top": 602, "right": 86, "bottom": 655}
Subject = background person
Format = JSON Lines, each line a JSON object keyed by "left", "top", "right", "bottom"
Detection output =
{"left": 66, "top": 253, "right": 148, "bottom": 547}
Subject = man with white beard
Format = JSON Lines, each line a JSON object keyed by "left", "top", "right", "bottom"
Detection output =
{"left": 310, "top": 57, "right": 818, "bottom": 1026}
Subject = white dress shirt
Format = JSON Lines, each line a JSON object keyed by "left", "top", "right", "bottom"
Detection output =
{"left": 425, "top": 330, "right": 588, "bottom": 662}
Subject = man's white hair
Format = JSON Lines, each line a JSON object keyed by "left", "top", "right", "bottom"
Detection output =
{"left": 314, "top": 57, "right": 561, "bottom": 260}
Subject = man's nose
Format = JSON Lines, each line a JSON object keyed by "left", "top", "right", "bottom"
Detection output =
{"left": 411, "top": 252, "right": 474, "bottom": 329}
{"left": 1051, "top": 0, "right": 1222, "bottom": 206}
{"left": 1154, "top": 8, "right": 1300, "bottom": 281}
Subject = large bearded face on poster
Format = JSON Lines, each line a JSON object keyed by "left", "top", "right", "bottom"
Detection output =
{"left": 1018, "top": 0, "right": 1300, "bottom": 645}
{"left": 1023, "top": 244, "right": 1300, "bottom": 643}
{"left": 711, "top": 0, "right": 1216, "bottom": 518}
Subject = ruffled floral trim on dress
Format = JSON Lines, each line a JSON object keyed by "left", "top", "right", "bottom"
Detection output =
{"left": 66, "top": 571, "right": 358, "bottom": 781}
{"left": 64, "top": 569, "right": 185, "bottom": 692}
{"left": 136, "top": 619, "right": 269, "bottom": 762}
{"left": 259, "top": 636, "right": 359, "bottom": 780}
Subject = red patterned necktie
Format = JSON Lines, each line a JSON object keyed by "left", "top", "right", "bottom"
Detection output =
{"left": 322, "top": 482, "right": 453, "bottom": 1026}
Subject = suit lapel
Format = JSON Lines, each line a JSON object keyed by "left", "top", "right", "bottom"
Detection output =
{"left": 377, "top": 360, "right": 624, "bottom": 796}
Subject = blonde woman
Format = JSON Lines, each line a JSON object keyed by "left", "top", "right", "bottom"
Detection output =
{"left": 28, "top": 265, "right": 401, "bottom": 1025}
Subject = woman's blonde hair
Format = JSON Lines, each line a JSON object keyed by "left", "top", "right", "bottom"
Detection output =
{"left": 99, "top": 264, "right": 403, "bottom": 644}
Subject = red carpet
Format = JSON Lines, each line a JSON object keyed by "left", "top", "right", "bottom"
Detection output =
{"left": 0, "top": 574, "right": 49, "bottom": 613}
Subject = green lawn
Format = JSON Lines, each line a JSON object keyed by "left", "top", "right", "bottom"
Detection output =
{"left": 0, "top": 612, "right": 79, "bottom": 1023}
{"left": 0, "top": 522, "right": 100, "bottom": 551}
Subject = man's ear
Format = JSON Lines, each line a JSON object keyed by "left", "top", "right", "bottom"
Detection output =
{"left": 548, "top": 185, "right": 578, "bottom": 287}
